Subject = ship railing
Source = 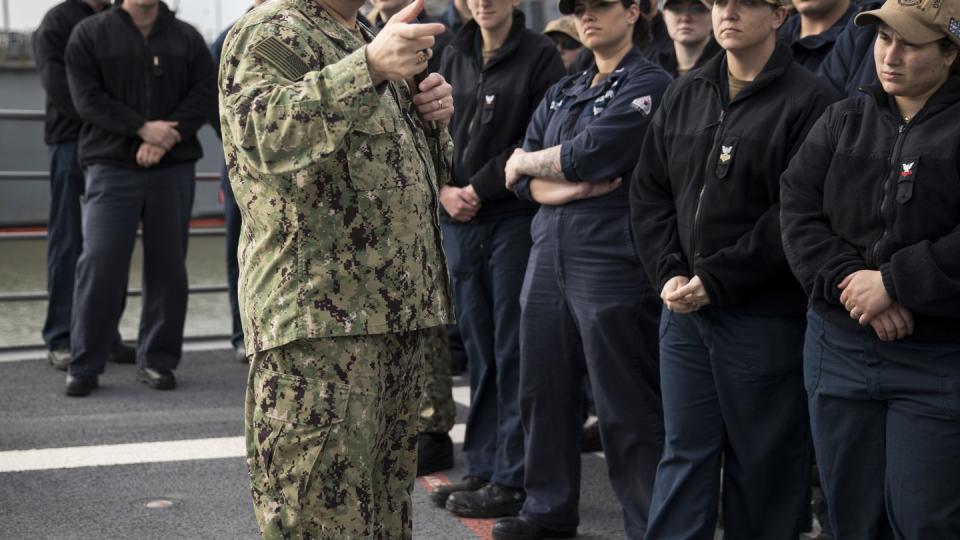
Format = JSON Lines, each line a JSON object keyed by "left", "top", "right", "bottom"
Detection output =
{"left": 0, "top": 109, "right": 230, "bottom": 350}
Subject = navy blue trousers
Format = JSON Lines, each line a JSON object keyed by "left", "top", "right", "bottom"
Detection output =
{"left": 70, "top": 163, "right": 195, "bottom": 376}
{"left": 518, "top": 207, "right": 662, "bottom": 538}
{"left": 221, "top": 165, "right": 243, "bottom": 348}
{"left": 44, "top": 143, "right": 125, "bottom": 352}
{"left": 805, "top": 310, "right": 960, "bottom": 539}
{"left": 42, "top": 142, "right": 85, "bottom": 351}
{"left": 647, "top": 308, "right": 810, "bottom": 540}
{"left": 441, "top": 215, "right": 532, "bottom": 488}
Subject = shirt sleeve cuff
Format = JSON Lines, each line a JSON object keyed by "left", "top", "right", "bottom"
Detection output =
{"left": 658, "top": 269, "right": 688, "bottom": 293}
{"left": 880, "top": 263, "right": 898, "bottom": 302}
{"left": 127, "top": 115, "right": 148, "bottom": 137}
{"left": 559, "top": 141, "right": 583, "bottom": 183}
{"left": 512, "top": 176, "right": 535, "bottom": 202}
{"left": 695, "top": 269, "right": 723, "bottom": 308}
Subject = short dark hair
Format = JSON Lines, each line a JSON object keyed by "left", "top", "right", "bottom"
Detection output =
{"left": 938, "top": 37, "right": 960, "bottom": 75}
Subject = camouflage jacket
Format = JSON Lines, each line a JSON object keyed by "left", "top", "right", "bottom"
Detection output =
{"left": 219, "top": 0, "right": 454, "bottom": 353}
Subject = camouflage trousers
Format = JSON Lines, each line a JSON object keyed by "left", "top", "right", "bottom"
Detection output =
{"left": 418, "top": 326, "right": 456, "bottom": 434}
{"left": 245, "top": 331, "right": 427, "bottom": 539}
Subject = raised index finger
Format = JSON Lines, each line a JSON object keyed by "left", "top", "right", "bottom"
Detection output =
{"left": 395, "top": 22, "right": 446, "bottom": 40}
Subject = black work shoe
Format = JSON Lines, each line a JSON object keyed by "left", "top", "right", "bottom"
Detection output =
{"left": 446, "top": 482, "right": 526, "bottom": 518}
{"left": 492, "top": 517, "right": 577, "bottom": 540}
{"left": 417, "top": 432, "right": 454, "bottom": 477}
{"left": 136, "top": 367, "right": 176, "bottom": 390}
{"left": 109, "top": 342, "right": 136, "bottom": 364}
{"left": 48, "top": 349, "right": 71, "bottom": 371}
{"left": 65, "top": 374, "right": 98, "bottom": 397}
{"left": 429, "top": 475, "right": 486, "bottom": 508}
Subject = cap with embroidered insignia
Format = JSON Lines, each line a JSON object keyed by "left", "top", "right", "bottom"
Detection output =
{"left": 856, "top": 0, "right": 960, "bottom": 46}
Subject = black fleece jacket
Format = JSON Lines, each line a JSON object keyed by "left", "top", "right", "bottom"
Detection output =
{"left": 781, "top": 77, "right": 960, "bottom": 342}
{"left": 630, "top": 44, "right": 838, "bottom": 316}
{"left": 65, "top": 3, "right": 216, "bottom": 169}
{"left": 32, "top": 0, "right": 97, "bottom": 144}
{"left": 439, "top": 10, "right": 566, "bottom": 223}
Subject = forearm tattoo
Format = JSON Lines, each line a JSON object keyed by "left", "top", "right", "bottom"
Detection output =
{"left": 519, "top": 146, "right": 564, "bottom": 180}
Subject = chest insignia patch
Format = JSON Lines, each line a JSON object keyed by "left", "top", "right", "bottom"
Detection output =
{"left": 720, "top": 145, "right": 733, "bottom": 163}
{"left": 901, "top": 162, "right": 915, "bottom": 177}
{"left": 550, "top": 98, "right": 564, "bottom": 110}
{"left": 485, "top": 95, "right": 496, "bottom": 105}
{"left": 630, "top": 95, "right": 653, "bottom": 116}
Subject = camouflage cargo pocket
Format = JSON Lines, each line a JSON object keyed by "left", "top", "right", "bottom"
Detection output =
{"left": 250, "top": 366, "right": 350, "bottom": 519}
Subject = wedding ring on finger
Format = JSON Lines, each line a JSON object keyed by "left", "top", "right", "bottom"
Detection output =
{"left": 416, "top": 49, "right": 429, "bottom": 64}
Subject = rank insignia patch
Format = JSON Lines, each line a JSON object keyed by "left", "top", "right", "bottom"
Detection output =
{"left": 719, "top": 145, "right": 733, "bottom": 163}
{"left": 630, "top": 95, "right": 653, "bottom": 116}
{"left": 901, "top": 161, "right": 915, "bottom": 177}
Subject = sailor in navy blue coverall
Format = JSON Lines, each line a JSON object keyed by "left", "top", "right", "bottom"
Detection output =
{"left": 500, "top": 32, "right": 671, "bottom": 538}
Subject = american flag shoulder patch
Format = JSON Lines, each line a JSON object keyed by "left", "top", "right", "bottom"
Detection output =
{"left": 253, "top": 36, "right": 311, "bottom": 81}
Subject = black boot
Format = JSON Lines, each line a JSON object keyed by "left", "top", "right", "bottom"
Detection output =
{"left": 417, "top": 432, "right": 454, "bottom": 477}
{"left": 65, "top": 374, "right": 98, "bottom": 397}
{"left": 446, "top": 482, "right": 526, "bottom": 518}
{"left": 429, "top": 475, "right": 486, "bottom": 508}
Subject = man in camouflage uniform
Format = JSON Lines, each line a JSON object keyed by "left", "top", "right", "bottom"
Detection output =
{"left": 218, "top": 0, "right": 455, "bottom": 536}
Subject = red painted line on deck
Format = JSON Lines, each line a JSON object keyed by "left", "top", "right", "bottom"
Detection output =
{"left": 419, "top": 474, "right": 495, "bottom": 540}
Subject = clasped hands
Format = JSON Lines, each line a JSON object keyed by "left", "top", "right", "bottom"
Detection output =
{"left": 661, "top": 275, "right": 711, "bottom": 314}
{"left": 136, "top": 120, "right": 180, "bottom": 168}
{"left": 838, "top": 270, "right": 913, "bottom": 342}
{"left": 440, "top": 184, "right": 480, "bottom": 222}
